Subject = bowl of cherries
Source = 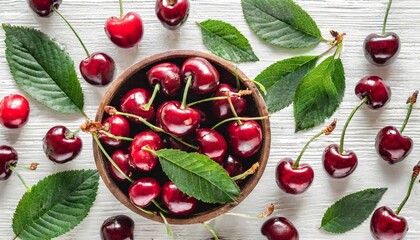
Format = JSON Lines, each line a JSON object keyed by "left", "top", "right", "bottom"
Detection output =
{"left": 93, "top": 50, "right": 270, "bottom": 224}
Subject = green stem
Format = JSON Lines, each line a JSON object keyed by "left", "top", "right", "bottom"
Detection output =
{"left": 333, "top": 42, "right": 343, "bottom": 59}
{"left": 66, "top": 128, "right": 81, "bottom": 139}
{"left": 340, "top": 97, "right": 368, "bottom": 153}
{"left": 81, "top": 110, "right": 90, "bottom": 120}
{"left": 382, "top": 0, "right": 393, "bottom": 35}
{"left": 99, "top": 131, "right": 134, "bottom": 141}
{"left": 245, "top": 80, "right": 267, "bottom": 96}
{"left": 181, "top": 75, "right": 193, "bottom": 109}
{"left": 319, "top": 44, "right": 336, "bottom": 58}
{"left": 400, "top": 103, "right": 414, "bottom": 133}
{"left": 231, "top": 162, "right": 259, "bottom": 181}
{"left": 234, "top": 66, "right": 240, "bottom": 90}
{"left": 225, "top": 212, "right": 262, "bottom": 219}
{"left": 8, "top": 166, "right": 31, "bottom": 192}
{"left": 159, "top": 211, "right": 174, "bottom": 239}
{"left": 152, "top": 200, "right": 170, "bottom": 214}
{"left": 53, "top": 7, "right": 90, "bottom": 57}
{"left": 395, "top": 174, "right": 418, "bottom": 215}
{"left": 293, "top": 130, "right": 324, "bottom": 168}
{"left": 119, "top": 0, "right": 124, "bottom": 18}
{"left": 133, "top": 205, "right": 155, "bottom": 215}
{"left": 202, "top": 222, "right": 219, "bottom": 240}
{"left": 227, "top": 95, "right": 242, "bottom": 125}
{"left": 143, "top": 84, "right": 160, "bottom": 111}
{"left": 212, "top": 116, "right": 268, "bottom": 130}
{"left": 188, "top": 96, "right": 229, "bottom": 107}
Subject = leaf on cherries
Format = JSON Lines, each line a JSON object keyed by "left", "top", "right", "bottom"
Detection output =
{"left": 293, "top": 56, "right": 345, "bottom": 132}
{"left": 156, "top": 148, "right": 240, "bottom": 204}
{"left": 241, "top": 0, "right": 322, "bottom": 48}
{"left": 197, "top": 19, "right": 259, "bottom": 63}
{"left": 320, "top": 188, "right": 388, "bottom": 234}
{"left": 2, "top": 24, "right": 85, "bottom": 114}
{"left": 12, "top": 170, "right": 99, "bottom": 240}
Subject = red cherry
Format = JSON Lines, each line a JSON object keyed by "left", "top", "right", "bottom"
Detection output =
{"left": 211, "top": 84, "right": 247, "bottom": 120}
{"left": 196, "top": 128, "right": 227, "bottom": 163}
{"left": 364, "top": 33, "right": 400, "bottom": 66}
{"left": 275, "top": 158, "right": 314, "bottom": 194}
{"left": 147, "top": 62, "right": 181, "bottom": 97}
{"left": 100, "top": 215, "right": 134, "bottom": 240}
{"left": 80, "top": 52, "right": 115, "bottom": 86}
{"left": 105, "top": 12, "right": 144, "bottom": 48}
{"left": 261, "top": 217, "right": 299, "bottom": 240}
{"left": 157, "top": 101, "right": 201, "bottom": 137}
{"left": 43, "top": 126, "right": 82, "bottom": 164}
{"left": 226, "top": 120, "right": 262, "bottom": 158}
{"left": 161, "top": 181, "right": 197, "bottom": 215}
{"left": 155, "top": 0, "right": 190, "bottom": 30}
{"left": 322, "top": 144, "right": 358, "bottom": 178}
{"left": 99, "top": 115, "right": 131, "bottom": 148}
{"left": 181, "top": 57, "right": 220, "bottom": 94}
{"left": 0, "top": 94, "right": 30, "bottom": 129}
{"left": 375, "top": 126, "right": 413, "bottom": 164}
{"left": 370, "top": 206, "right": 408, "bottom": 240}
{"left": 129, "top": 131, "right": 163, "bottom": 171}
{"left": 109, "top": 150, "right": 135, "bottom": 182}
{"left": 120, "top": 88, "right": 155, "bottom": 124}
{"left": 191, "top": 106, "right": 210, "bottom": 128}
{"left": 223, "top": 154, "right": 244, "bottom": 184}
{"left": 355, "top": 76, "right": 391, "bottom": 109}
{"left": 129, "top": 177, "right": 161, "bottom": 208}
{"left": 0, "top": 146, "right": 18, "bottom": 180}
{"left": 28, "top": 0, "right": 62, "bottom": 17}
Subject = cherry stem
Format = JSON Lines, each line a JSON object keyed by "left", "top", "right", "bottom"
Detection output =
{"left": 211, "top": 116, "right": 269, "bottom": 130}
{"left": 340, "top": 96, "right": 368, "bottom": 153}
{"left": 382, "top": 0, "right": 393, "bottom": 35}
{"left": 133, "top": 205, "right": 155, "bottom": 215}
{"left": 245, "top": 80, "right": 267, "bottom": 96}
{"left": 159, "top": 211, "right": 174, "bottom": 239}
{"left": 118, "top": 0, "right": 124, "bottom": 18}
{"left": 333, "top": 42, "right": 344, "bottom": 59}
{"left": 225, "top": 203, "right": 275, "bottom": 219}
{"left": 152, "top": 200, "right": 170, "bottom": 214}
{"left": 319, "top": 45, "right": 336, "bottom": 58}
{"left": 231, "top": 162, "right": 259, "bottom": 181}
{"left": 168, "top": 0, "right": 176, "bottom": 6}
{"left": 66, "top": 128, "right": 81, "bottom": 139}
{"left": 234, "top": 66, "right": 241, "bottom": 90}
{"left": 294, "top": 131, "right": 324, "bottom": 168}
{"left": 181, "top": 75, "right": 193, "bottom": 110}
{"left": 81, "top": 110, "right": 90, "bottom": 120}
{"left": 400, "top": 90, "right": 418, "bottom": 133}
{"left": 188, "top": 96, "right": 230, "bottom": 107}
{"left": 227, "top": 94, "right": 242, "bottom": 125}
{"left": 53, "top": 7, "right": 90, "bottom": 57}
{"left": 98, "top": 130, "right": 134, "bottom": 141}
{"left": 202, "top": 222, "right": 219, "bottom": 240}
{"left": 395, "top": 161, "right": 420, "bottom": 215}
{"left": 143, "top": 84, "right": 160, "bottom": 111}
{"left": 8, "top": 166, "right": 31, "bottom": 192}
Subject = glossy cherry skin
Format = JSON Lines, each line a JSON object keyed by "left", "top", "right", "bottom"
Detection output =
{"left": 196, "top": 128, "right": 227, "bottom": 163}
{"left": 276, "top": 158, "right": 314, "bottom": 194}
{"left": 322, "top": 144, "right": 358, "bottom": 178}
{"left": 43, "top": 126, "right": 82, "bottom": 164}
{"left": 211, "top": 84, "right": 247, "bottom": 120}
{"left": 110, "top": 150, "right": 135, "bottom": 182}
{"left": 105, "top": 12, "right": 144, "bottom": 48}
{"left": 375, "top": 126, "right": 413, "bottom": 164}
{"left": 223, "top": 154, "right": 244, "bottom": 184}
{"left": 155, "top": 0, "right": 190, "bottom": 30}
{"left": 261, "top": 217, "right": 299, "bottom": 240}
{"left": 181, "top": 57, "right": 220, "bottom": 94}
{"left": 355, "top": 76, "right": 391, "bottom": 110}
{"left": 157, "top": 101, "right": 201, "bottom": 137}
{"left": 0, "top": 94, "right": 30, "bottom": 129}
{"left": 28, "top": 0, "right": 62, "bottom": 17}
{"left": 370, "top": 206, "right": 408, "bottom": 240}
{"left": 162, "top": 181, "right": 197, "bottom": 215}
{"left": 120, "top": 88, "right": 155, "bottom": 124}
{"left": 0, "top": 146, "right": 18, "bottom": 180}
{"left": 129, "top": 131, "right": 163, "bottom": 171}
{"left": 80, "top": 52, "right": 115, "bottom": 86}
{"left": 226, "top": 120, "right": 262, "bottom": 158}
{"left": 147, "top": 62, "right": 181, "bottom": 97}
{"left": 100, "top": 215, "right": 135, "bottom": 240}
{"left": 364, "top": 33, "right": 401, "bottom": 66}
{"left": 129, "top": 177, "right": 161, "bottom": 208}
{"left": 99, "top": 115, "right": 131, "bottom": 148}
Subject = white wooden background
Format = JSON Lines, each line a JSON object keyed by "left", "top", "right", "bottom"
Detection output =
{"left": 1, "top": 0, "right": 420, "bottom": 239}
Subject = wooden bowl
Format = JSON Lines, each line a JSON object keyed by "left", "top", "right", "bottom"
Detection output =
{"left": 93, "top": 50, "right": 271, "bottom": 225}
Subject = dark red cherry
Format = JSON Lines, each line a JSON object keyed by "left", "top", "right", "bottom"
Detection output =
{"left": 162, "top": 181, "right": 197, "bottom": 215}
{"left": 157, "top": 101, "right": 201, "bottom": 137}
{"left": 28, "top": 0, "right": 62, "bottom": 17}
{"left": 100, "top": 215, "right": 134, "bottom": 240}
{"left": 0, "top": 94, "right": 30, "bottom": 129}
{"left": 155, "top": 0, "right": 190, "bottom": 30}
{"left": 223, "top": 154, "right": 244, "bottom": 184}
{"left": 129, "top": 177, "right": 161, "bottom": 208}
{"left": 375, "top": 126, "right": 413, "bottom": 164}
{"left": 109, "top": 150, "right": 135, "bottom": 182}
{"left": 99, "top": 115, "right": 131, "bottom": 148}
{"left": 191, "top": 106, "right": 210, "bottom": 127}
{"left": 105, "top": 12, "right": 144, "bottom": 48}
{"left": 80, "top": 52, "right": 115, "bottom": 86}
{"left": 147, "top": 62, "right": 181, "bottom": 97}
{"left": 181, "top": 57, "right": 220, "bottom": 94}
{"left": 211, "top": 84, "right": 247, "bottom": 120}
{"left": 226, "top": 120, "right": 262, "bottom": 158}
{"left": 120, "top": 88, "right": 155, "bottom": 124}
{"left": 43, "top": 126, "right": 82, "bottom": 164}
{"left": 163, "top": 136, "right": 191, "bottom": 152}
{"left": 364, "top": 33, "right": 401, "bottom": 66}
{"left": 261, "top": 217, "right": 299, "bottom": 240}
{"left": 275, "top": 158, "right": 314, "bottom": 194}
{"left": 129, "top": 131, "right": 163, "bottom": 171}
{"left": 0, "top": 146, "right": 18, "bottom": 180}
{"left": 355, "top": 76, "right": 391, "bottom": 109}
{"left": 322, "top": 144, "right": 358, "bottom": 178}
{"left": 370, "top": 206, "right": 408, "bottom": 240}
{"left": 196, "top": 128, "right": 227, "bottom": 163}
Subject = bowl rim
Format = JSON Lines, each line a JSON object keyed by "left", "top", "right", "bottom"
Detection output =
{"left": 93, "top": 50, "right": 271, "bottom": 225}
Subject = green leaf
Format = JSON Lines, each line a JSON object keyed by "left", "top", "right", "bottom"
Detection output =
{"left": 12, "top": 170, "right": 99, "bottom": 240}
{"left": 197, "top": 20, "right": 259, "bottom": 63}
{"left": 241, "top": 0, "right": 322, "bottom": 48}
{"left": 3, "top": 24, "right": 84, "bottom": 114}
{"left": 293, "top": 56, "right": 345, "bottom": 131}
{"left": 156, "top": 149, "right": 240, "bottom": 204}
{"left": 321, "top": 188, "right": 387, "bottom": 234}
{"left": 255, "top": 56, "right": 318, "bottom": 113}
